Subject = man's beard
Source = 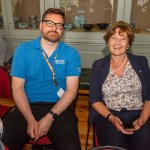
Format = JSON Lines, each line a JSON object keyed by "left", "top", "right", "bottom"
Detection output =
{"left": 41, "top": 31, "right": 62, "bottom": 43}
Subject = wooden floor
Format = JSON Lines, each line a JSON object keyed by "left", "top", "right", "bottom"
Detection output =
{"left": 76, "top": 95, "right": 93, "bottom": 150}
{"left": 22, "top": 93, "right": 93, "bottom": 150}
{"left": 75, "top": 93, "right": 93, "bottom": 150}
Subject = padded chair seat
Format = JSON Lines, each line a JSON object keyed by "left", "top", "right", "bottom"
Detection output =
{"left": 28, "top": 135, "right": 53, "bottom": 150}
{"left": 29, "top": 136, "right": 52, "bottom": 145}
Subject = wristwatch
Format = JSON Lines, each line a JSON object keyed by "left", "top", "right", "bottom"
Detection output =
{"left": 49, "top": 110, "right": 58, "bottom": 120}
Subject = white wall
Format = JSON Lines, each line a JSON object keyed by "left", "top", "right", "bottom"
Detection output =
{"left": 5, "top": 31, "right": 150, "bottom": 68}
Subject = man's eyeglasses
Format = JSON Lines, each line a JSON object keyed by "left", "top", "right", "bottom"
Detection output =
{"left": 43, "top": 20, "right": 64, "bottom": 30}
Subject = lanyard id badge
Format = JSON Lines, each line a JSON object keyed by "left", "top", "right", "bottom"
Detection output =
{"left": 41, "top": 51, "right": 64, "bottom": 97}
{"left": 42, "top": 51, "right": 57, "bottom": 85}
{"left": 57, "top": 88, "right": 64, "bottom": 98}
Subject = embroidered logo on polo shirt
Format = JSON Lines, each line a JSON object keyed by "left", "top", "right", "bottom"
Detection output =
{"left": 55, "top": 60, "right": 65, "bottom": 64}
{"left": 77, "top": 67, "right": 81, "bottom": 73}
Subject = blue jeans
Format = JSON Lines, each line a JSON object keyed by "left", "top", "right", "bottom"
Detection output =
{"left": 2, "top": 103, "right": 81, "bottom": 150}
{"left": 95, "top": 109, "right": 150, "bottom": 150}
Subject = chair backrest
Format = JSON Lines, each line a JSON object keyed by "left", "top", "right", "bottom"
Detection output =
{"left": 0, "top": 66, "right": 12, "bottom": 98}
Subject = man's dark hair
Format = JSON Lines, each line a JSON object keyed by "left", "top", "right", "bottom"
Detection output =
{"left": 42, "top": 8, "right": 65, "bottom": 23}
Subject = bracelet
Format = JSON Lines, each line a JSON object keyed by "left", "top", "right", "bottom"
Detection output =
{"left": 106, "top": 113, "right": 112, "bottom": 120}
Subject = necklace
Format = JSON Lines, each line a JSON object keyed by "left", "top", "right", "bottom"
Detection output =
{"left": 111, "top": 55, "right": 127, "bottom": 72}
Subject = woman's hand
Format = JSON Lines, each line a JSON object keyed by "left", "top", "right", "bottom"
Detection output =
{"left": 133, "top": 117, "right": 147, "bottom": 131}
{"left": 133, "top": 101, "right": 150, "bottom": 131}
{"left": 109, "top": 115, "right": 134, "bottom": 135}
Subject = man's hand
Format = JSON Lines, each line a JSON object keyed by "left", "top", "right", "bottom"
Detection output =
{"left": 37, "top": 113, "right": 54, "bottom": 138}
{"left": 27, "top": 119, "right": 39, "bottom": 141}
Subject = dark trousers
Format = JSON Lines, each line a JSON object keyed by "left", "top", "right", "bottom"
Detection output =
{"left": 95, "top": 109, "right": 150, "bottom": 150}
{"left": 2, "top": 103, "right": 81, "bottom": 150}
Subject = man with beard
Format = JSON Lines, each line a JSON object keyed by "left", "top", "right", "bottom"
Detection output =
{"left": 1, "top": 8, "right": 81, "bottom": 150}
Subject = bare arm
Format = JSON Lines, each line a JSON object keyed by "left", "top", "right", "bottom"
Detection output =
{"left": 92, "top": 102, "right": 112, "bottom": 119}
{"left": 12, "top": 77, "right": 38, "bottom": 139}
{"left": 38, "top": 76, "right": 79, "bottom": 137}
{"left": 50, "top": 76, "right": 79, "bottom": 115}
{"left": 141, "top": 101, "right": 150, "bottom": 119}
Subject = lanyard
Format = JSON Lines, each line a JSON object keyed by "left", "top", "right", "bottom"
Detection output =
{"left": 41, "top": 50, "right": 58, "bottom": 86}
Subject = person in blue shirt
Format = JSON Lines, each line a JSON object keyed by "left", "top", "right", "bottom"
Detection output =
{"left": 2, "top": 8, "right": 81, "bottom": 150}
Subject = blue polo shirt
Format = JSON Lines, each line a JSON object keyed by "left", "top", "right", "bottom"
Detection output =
{"left": 11, "top": 36, "right": 81, "bottom": 103}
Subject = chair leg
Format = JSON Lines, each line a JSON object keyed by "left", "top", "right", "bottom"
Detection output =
{"left": 93, "top": 124, "right": 96, "bottom": 147}
{"left": 93, "top": 123, "right": 99, "bottom": 147}
{"left": 85, "top": 123, "right": 91, "bottom": 150}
